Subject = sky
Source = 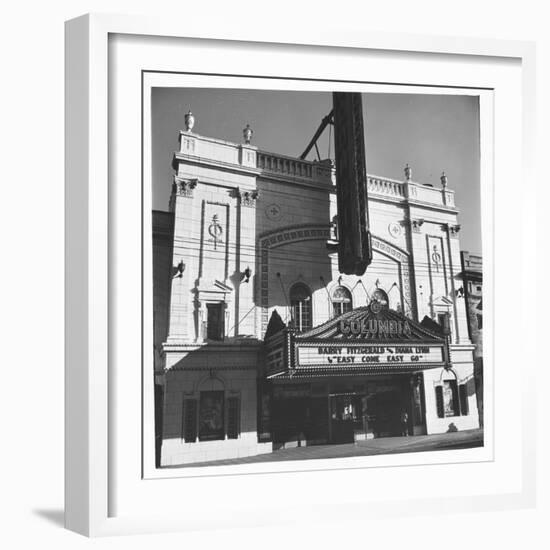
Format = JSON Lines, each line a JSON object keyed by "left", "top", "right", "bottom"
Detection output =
{"left": 151, "top": 88, "right": 481, "bottom": 255}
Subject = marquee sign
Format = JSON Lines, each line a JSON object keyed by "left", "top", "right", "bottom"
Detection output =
{"left": 339, "top": 317, "right": 412, "bottom": 338}
{"left": 264, "top": 303, "right": 449, "bottom": 379}
{"left": 296, "top": 343, "right": 444, "bottom": 368}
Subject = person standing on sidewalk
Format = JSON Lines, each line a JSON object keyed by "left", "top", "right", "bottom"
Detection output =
{"left": 400, "top": 410, "right": 409, "bottom": 436}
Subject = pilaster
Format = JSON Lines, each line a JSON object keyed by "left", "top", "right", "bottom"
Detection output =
{"left": 233, "top": 187, "right": 259, "bottom": 337}
{"left": 166, "top": 179, "right": 197, "bottom": 343}
{"left": 445, "top": 223, "right": 471, "bottom": 345}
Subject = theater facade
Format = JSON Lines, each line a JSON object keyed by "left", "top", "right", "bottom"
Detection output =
{"left": 152, "top": 116, "right": 480, "bottom": 467}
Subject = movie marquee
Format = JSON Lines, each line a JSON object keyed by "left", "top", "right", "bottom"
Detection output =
{"left": 265, "top": 302, "right": 448, "bottom": 379}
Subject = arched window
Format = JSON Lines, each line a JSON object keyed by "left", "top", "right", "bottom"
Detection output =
{"left": 371, "top": 288, "right": 389, "bottom": 306}
{"left": 332, "top": 286, "right": 353, "bottom": 317}
{"left": 290, "top": 283, "right": 312, "bottom": 332}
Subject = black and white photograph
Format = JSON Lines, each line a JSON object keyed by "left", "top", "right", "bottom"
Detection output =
{"left": 2, "top": 0, "right": 544, "bottom": 544}
{"left": 149, "top": 85, "right": 484, "bottom": 468}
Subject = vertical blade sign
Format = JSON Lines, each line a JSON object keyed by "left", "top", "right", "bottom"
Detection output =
{"left": 332, "top": 92, "right": 372, "bottom": 275}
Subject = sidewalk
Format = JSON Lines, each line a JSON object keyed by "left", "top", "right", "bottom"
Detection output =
{"left": 165, "top": 428, "right": 484, "bottom": 469}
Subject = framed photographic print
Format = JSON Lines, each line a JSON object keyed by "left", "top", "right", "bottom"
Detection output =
{"left": 65, "top": 13, "right": 536, "bottom": 536}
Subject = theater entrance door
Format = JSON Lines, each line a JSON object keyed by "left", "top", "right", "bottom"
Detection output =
{"left": 366, "top": 388, "right": 405, "bottom": 437}
{"left": 329, "top": 394, "right": 363, "bottom": 444}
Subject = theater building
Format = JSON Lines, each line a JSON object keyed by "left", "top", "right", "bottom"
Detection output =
{"left": 153, "top": 114, "right": 480, "bottom": 467}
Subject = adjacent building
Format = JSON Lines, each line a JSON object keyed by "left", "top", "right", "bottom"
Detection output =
{"left": 460, "top": 251, "right": 483, "bottom": 427}
{"left": 153, "top": 115, "right": 480, "bottom": 467}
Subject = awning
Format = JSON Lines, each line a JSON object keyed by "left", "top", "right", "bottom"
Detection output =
{"left": 264, "top": 302, "right": 449, "bottom": 379}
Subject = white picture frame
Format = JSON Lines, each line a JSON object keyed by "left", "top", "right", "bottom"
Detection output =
{"left": 65, "top": 13, "right": 537, "bottom": 537}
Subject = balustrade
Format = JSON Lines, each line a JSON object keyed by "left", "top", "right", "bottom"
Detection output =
{"left": 256, "top": 153, "right": 454, "bottom": 208}
{"left": 367, "top": 176, "right": 406, "bottom": 198}
{"left": 257, "top": 152, "right": 315, "bottom": 179}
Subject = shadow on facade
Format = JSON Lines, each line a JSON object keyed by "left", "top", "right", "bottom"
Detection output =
{"left": 155, "top": 340, "right": 264, "bottom": 467}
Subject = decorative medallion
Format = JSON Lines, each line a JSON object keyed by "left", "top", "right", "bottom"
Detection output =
{"left": 388, "top": 222, "right": 402, "bottom": 239}
{"left": 265, "top": 203, "right": 283, "bottom": 221}
{"left": 370, "top": 301, "right": 383, "bottom": 314}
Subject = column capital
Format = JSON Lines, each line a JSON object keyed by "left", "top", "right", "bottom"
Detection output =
{"left": 233, "top": 187, "right": 259, "bottom": 207}
{"left": 447, "top": 223, "right": 461, "bottom": 237}
{"left": 409, "top": 218, "right": 425, "bottom": 232}
{"left": 173, "top": 176, "right": 198, "bottom": 198}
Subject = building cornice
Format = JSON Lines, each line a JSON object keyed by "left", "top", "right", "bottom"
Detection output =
{"left": 178, "top": 130, "right": 259, "bottom": 151}
{"left": 173, "top": 152, "right": 261, "bottom": 178}
{"left": 173, "top": 139, "right": 461, "bottom": 213}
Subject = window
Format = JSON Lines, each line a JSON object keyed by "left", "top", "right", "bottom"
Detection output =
{"left": 437, "top": 312, "right": 451, "bottom": 335}
{"left": 442, "top": 380, "right": 459, "bottom": 416}
{"left": 290, "top": 283, "right": 312, "bottom": 331}
{"left": 435, "top": 386, "right": 444, "bottom": 418}
{"left": 371, "top": 288, "right": 389, "bottom": 306}
{"left": 199, "top": 391, "right": 225, "bottom": 441}
{"left": 206, "top": 303, "right": 224, "bottom": 340}
{"left": 436, "top": 380, "right": 469, "bottom": 418}
{"left": 435, "top": 380, "right": 459, "bottom": 417}
{"left": 183, "top": 399, "right": 198, "bottom": 442}
{"left": 459, "top": 384, "right": 469, "bottom": 416}
{"left": 476, "top": 313, "right": 483, "bottom": 329}
{"left": 332, "top": 286, "right": 353, "bottom": 317}
{"left": 226, "top": 396, "right": 241, "bottom": 439}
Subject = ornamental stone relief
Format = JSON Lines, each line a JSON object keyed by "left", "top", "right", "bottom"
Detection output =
{"left": 265, "top": 203, "right": 283, "bottom": 221}
{"left": 200, "top": 201, "right": 230, "bottom": 282}
{"left": 388, "top": 222, "right": 403, "bottom": 239}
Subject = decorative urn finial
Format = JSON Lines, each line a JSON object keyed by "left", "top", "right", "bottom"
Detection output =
{"left": 184, "top": 110, "right": 195, "bottom": 132}
{"left": 243, "top": 123, "right": 253, "bottom": 145}
{"left": 404, "top": 163, "right": 412, "bottom": 182}
{"left": 440, "top": 171, "right": 448, "bottom": 188}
